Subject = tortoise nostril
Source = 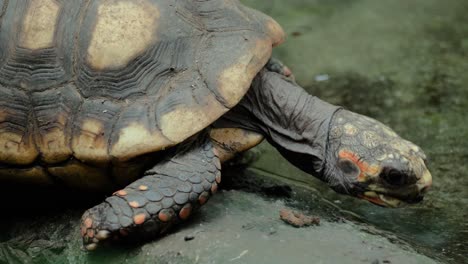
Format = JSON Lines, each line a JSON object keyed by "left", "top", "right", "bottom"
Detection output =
{"left": 407, "top": 195, "right": 424, "bottom": 204}
{"left": 420, "top": 185, "right": 429, "bottom": 194}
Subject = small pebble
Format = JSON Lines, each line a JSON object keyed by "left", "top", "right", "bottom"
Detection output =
{"left": 184, "top": 235, "right": 195, "bottom": 241}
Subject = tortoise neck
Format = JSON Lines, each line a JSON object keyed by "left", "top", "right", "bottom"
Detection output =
{"left": 219, "top": 70, "right": 341, "bottom": 176}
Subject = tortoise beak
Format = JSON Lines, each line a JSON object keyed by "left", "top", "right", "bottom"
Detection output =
{"left": 416, "top": 168, "right": 432, "bottom": 194}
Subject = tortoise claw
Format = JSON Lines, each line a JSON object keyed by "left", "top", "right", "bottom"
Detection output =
{"left": 82, "top": 227, "right": 115, "bottom": 251}
{"left": 85, "top": 243, "right": 98, "bottom": 251}
{"left": 96, "top": 230, "right": 111, "bottom": 241}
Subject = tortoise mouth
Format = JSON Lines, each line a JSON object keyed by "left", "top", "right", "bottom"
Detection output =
{"left": 358, "top": 190, "right": 424, "bottom": 208}
{"left": 358, "top": 191, "right": 406, "bottom": 207}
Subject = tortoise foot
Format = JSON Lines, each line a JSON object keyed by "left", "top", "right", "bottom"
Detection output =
{"left": 266, "top": 57, "right": 295, "bottom": 82}
{"left": 81, "top": 205, "right": 114, "bottom": 251}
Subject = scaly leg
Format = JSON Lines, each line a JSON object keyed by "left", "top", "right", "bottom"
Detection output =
{"left": 80, "top": 133, "right": 221, "bottom": 250}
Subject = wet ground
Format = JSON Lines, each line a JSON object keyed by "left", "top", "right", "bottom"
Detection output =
{"left": 1, "top": 0, "right": 467, "bottom": 263}
{"left": 0, "top": 190, "right": 439, "bottom": 264}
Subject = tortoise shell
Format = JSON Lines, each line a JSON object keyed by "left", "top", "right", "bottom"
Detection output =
{"left": 0, "top": 0, "right": 284, "bottom": 189}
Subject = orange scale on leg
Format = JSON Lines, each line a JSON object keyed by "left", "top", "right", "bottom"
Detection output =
{"left": 211, "top": 183, "right": 218, "bottom": 194}
{"left": 133, "top": 213, "right": 146, "bottom": 225}
{"left": 158, "top": 210, "right": 173, "bottom": 222}
{"left": 215, "top": 174, "right": 221, "bottom": 184}
{"left": 84, "top": 217, "right": 93, "bottom": 228}
{"left": 198, "top": 192, "right": 209, "bottom": 205}
{"left": 129, "top": 201, "right": 140, "bottom": 208}
{"left": 179, "top": 204, "right": 192, "bottom": 220}
{"left": 115, "top": 190, "right": 127, "bottom": 196}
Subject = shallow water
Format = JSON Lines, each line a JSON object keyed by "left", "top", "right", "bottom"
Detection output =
{"left": 242, "top": 0, "right": 468, "bottom": 263}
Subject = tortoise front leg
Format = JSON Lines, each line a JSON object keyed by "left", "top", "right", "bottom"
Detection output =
{"left": 80, "top": 134, "right": 221, "bottom": 250}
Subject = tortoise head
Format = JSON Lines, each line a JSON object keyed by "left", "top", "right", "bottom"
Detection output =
{"left": 322, "top": 109, "right": 432, "bottom": 207}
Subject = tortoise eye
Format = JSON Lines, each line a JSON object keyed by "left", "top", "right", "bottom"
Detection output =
{"left": 380, "top": 168, "right": 407, "bottom": 186}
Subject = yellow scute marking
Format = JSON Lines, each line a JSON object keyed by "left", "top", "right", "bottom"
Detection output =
{"left": 87, "top": 0, "right": 160, "bottom": 70}
{"left": 266, "top": 18, "right": 285, "bottom": 47}
{"left": 39, "top": 129, "right": 72, "bottom": 163}
{"left": 37, "top": 114, "right": 72, "bottom": 163}
{"left": 0, "top": 132, "right": 38, "bottom": 165}
{"left": 218, "top": 38, "right": 271, "bottom": 107}
{"left": 160, "top": 108, "right": 211, "bottom": 143}
{"left": 111, "top": 123, "right": 172, "bottom": 160}
{"left": 72, "top": 119, "right": 108, "bottom": 163}
{"left": 160, "top": 97, "right": 226, "bottom": 143}
{"left": 210, "top": 128, "right": 264, "bottom": 151}
{"left": 19, "top": 0, "right": 60, "bottom": 50}
{"left": 210, "top": 128, "right": 264, "bottom": 162}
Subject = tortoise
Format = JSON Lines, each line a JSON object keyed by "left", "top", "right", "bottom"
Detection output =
{"left": 0, "top": 0, "right": 432, "bottom": 250}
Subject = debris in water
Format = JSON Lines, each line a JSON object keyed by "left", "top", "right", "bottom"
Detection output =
{"left": 279, "top": 208, "right": 320, "bottom": 227}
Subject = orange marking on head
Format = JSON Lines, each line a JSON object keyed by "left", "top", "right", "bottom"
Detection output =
{"left": 86, "top": 229, "right": 95, "bottom": 238}
{"left": 129, "top": 201, "right": 140, "bottom": 208}
{"left": 133, "top": 214, "right": 146, "bottom": 225}
{"left": 339, "top": 150, "right": 378, "bottom": 181}
{"left": 211, "top": 183, "right": 218, "bottom": 194}
{"left": 179, "top": 204, "right": 192, "bottom": 220}
{"left": 158, "top": 211, "right": 172, "bottom": 222}
{"left": 84, "top": 218, "right": 93, "bottom": 228}
{"left": 138, "top": 185, "right": 148, "bottom": 191}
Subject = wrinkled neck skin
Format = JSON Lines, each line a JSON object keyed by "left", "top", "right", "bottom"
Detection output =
{"left": 214, "top": 69, "right": 341, "bottom": 179}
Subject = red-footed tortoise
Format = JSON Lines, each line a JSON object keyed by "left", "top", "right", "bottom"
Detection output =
{"left": 0, "top": 0, "right": 432, "bottom": 250}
